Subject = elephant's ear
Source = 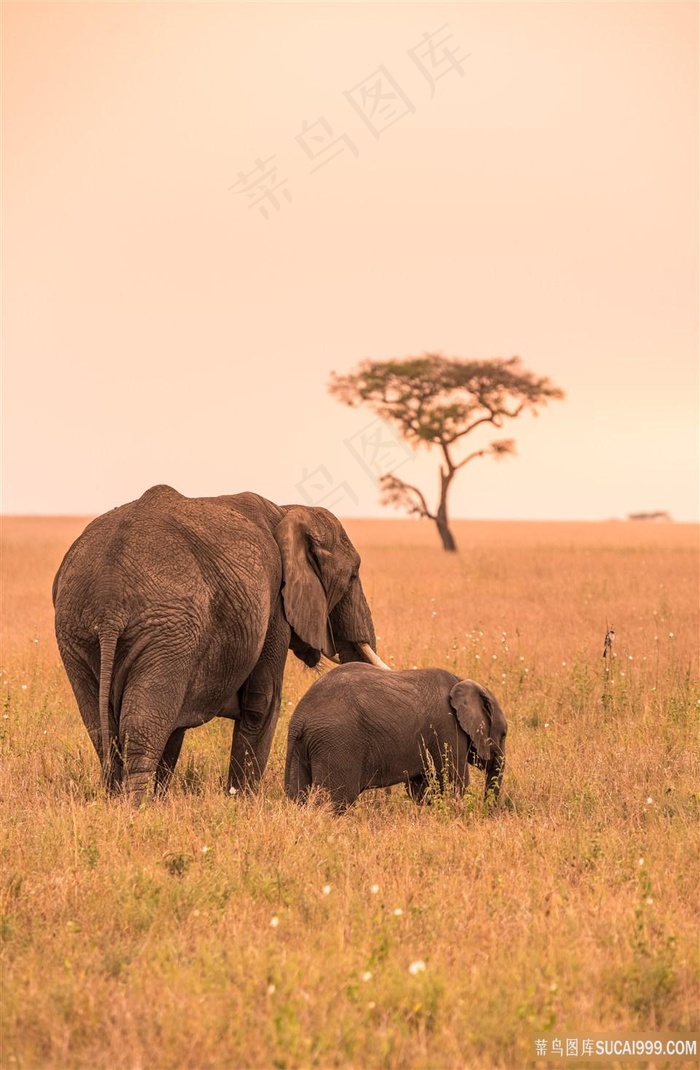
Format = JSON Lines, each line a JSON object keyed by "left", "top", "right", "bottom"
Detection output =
{"left": 274, "top": 508, "right": 334, "bottom": 656}
{"left": 449, "top": 680, "right": 492, "bottom": 764}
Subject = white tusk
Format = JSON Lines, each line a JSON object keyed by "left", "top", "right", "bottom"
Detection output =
{"left": 319, "top": 653, "right": 341, "bottom": 670}
{"left": 358, "top": 643, "right": 392, "bottom": 670}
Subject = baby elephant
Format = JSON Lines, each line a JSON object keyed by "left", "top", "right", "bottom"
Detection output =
{"left": 285, "top": 663, "right": 507, "bottom": 813}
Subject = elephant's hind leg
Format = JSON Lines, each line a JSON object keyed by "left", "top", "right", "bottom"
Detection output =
{"left": 284, "top": 737, "right": 312, "bottom": 805}
{"left": 155, "top": 727, "right": 187, "bottom": 795}
{"left": 327, "top": 785, "right": 358, "bottom": 815}
{"left": 320, "top": 756, "right": 361, "bottom": 815}
{"left": 59, "top": 644, "right": 123, "bottom": 793}
{"left": 118, "top": 676, "right": 190, "bottom": 804}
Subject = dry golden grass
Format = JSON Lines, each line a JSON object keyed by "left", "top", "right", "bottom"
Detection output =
{"left": 1, "top": 516, "right": 698, "bottom": 1069}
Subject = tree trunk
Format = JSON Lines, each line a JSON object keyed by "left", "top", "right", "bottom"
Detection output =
{"left": 434, "top": 467, "right": 458, "bottom": 552}
{"left": 435, "top": 515, "right": 457, "bottom": 552}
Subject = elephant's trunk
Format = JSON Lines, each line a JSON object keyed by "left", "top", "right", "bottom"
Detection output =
{"left": 484, "top": 751, "right": 505, "bottom": 801}
{"left": 357, "top": 643, "right": 392, "bottom": 670}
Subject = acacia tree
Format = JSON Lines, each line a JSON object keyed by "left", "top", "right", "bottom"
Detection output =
{"left": 329, "top": 354, "right": 564, "bottom": 552}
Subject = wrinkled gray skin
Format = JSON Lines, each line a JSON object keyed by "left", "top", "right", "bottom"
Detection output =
{"left": 53, "top": 485, "right": 380, "bottom": 802}
{"left": 285, "top": 664, "right": 507, "bottom": 813}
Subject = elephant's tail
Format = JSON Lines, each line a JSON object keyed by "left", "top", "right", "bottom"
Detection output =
{"left": 98, "top": 630, "right": 120, "bottom": 786}
{"left": 284, "top": 728, "right": 312, "bottom": 804}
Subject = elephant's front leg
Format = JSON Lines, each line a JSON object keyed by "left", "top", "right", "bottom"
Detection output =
{"left": 228, "top": 628, "right": 288, "bottom": 794}
{"left": 405, "top": 773, "right": 430, "bottom": 804}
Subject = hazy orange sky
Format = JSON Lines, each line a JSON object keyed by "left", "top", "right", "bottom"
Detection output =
{"left": 3, "top": 2, "right": 698, "bottom": 520}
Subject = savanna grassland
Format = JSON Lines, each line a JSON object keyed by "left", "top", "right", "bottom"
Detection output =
{"left": 1, "top": 516, "right": 698, "bottom": 1070}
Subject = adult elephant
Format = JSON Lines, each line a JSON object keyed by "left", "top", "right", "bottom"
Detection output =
{"left": 53, "top": 484, "right": 388, "bottom": 802}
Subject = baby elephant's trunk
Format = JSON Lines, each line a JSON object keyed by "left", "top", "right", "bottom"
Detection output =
{"left": 484, "top": 751, "right": 505, "bottom": 801}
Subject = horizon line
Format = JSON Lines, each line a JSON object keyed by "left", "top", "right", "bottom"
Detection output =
{"left": 2, "top": 513, "right": 698, "bottom": 525}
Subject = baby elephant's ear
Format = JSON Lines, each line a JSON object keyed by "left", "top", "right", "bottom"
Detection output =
{"left": 449, "top": 680, "right": 491, "bottom": 764}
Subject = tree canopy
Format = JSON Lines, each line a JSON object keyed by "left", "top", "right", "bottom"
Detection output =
{"left": 329, "top": 354, "right": 564, "bottom": 550}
